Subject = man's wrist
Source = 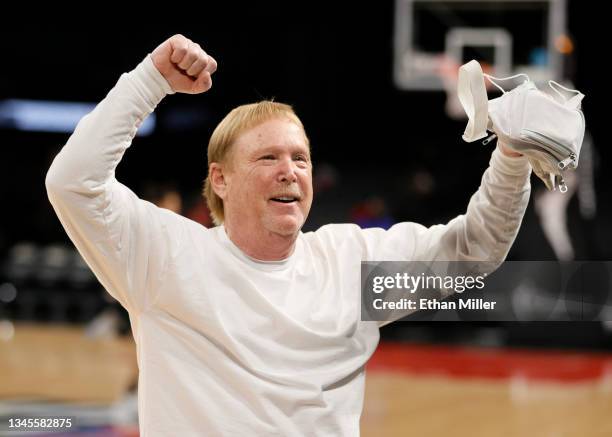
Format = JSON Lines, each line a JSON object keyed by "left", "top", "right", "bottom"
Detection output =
{"left": 498, "top": 140, "right": 523, "bottom": 157}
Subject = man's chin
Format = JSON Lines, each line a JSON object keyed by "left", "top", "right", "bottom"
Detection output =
{"left": 266, "top": 215, "right": 303, "bottom": 237}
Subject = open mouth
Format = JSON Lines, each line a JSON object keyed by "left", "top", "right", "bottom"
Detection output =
{"left": 270, "top": 196, "right": 299, "bottom": 204}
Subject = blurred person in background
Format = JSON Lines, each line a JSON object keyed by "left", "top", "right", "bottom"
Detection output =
{"left": 141, "top": 181, "right": 184, "bottom": 215}
{"left": 46, "top": 34, "right": 531, "bottom": 436}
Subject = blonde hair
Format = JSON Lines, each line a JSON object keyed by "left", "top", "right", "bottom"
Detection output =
{"left": 203, "top": 101, "right": 309, "bottom": 225}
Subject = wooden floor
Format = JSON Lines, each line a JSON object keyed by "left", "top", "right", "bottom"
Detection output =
{"left": 3, "top": 324, "right": 612, "bottom": 435}
{"left": 361, "top": 344, "right": 612, "bottom": 437}
{"left": 0, "top": 323, "right": 137, "bottom": 403}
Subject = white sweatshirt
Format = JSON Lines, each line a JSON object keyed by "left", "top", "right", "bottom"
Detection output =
{"left": 45, "top": 56, "right": 531, "bottom": 436}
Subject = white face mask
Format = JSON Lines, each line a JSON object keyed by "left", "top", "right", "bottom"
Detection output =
{"left": 458, "top": 60, "right": 586, "bottom": 193}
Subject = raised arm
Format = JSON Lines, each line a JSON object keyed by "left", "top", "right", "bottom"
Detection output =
{"left": 45, "top": 35, "right": 216, "bottom": 313}
{"left": 412, "top": 142, "right": 530, "bottom": 264}
{"left": 364, "top": 141, "right": 531, "bottom": 268}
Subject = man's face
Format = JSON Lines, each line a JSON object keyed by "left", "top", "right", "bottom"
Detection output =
{"left": 222, "top": 118, "right": 313, "bottom": 237}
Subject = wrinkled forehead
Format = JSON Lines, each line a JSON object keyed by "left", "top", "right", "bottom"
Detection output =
{"left": 230, "top": 118, "right": 310, "bottom": 160}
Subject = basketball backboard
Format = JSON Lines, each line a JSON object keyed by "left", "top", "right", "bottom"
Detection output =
{"left": 393, "top": 0, "right": 568, "bottom": 91}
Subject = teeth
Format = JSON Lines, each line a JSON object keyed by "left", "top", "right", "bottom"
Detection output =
{"left": 272, "top": 196, "right": 297, "bottom": 203}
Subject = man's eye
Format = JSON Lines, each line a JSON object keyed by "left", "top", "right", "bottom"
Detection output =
{"left": 260, "top": 155, "right": 275, "bottom": 160}
{"left": 294, "top": 155, "right": 307, "bottom": 162}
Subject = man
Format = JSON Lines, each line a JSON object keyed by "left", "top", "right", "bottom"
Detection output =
{"left": 46, "top": 34, "right": 531, "bottom": 436}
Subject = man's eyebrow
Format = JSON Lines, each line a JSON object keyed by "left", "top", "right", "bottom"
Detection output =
{"left": 253, "top": 144, "right": 310, "bottom": 155}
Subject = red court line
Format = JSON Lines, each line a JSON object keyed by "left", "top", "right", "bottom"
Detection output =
{"left": 367, "top": 342, "right": 612, "bottom": 382}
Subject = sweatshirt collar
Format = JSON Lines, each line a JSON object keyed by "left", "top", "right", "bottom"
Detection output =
{"left": 216, "top": 225, "right": 300, "bottom": 271}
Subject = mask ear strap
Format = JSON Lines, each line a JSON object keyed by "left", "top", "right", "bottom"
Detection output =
{"left": 457, "top": 60, "right": 489, "bottom": 142}
{"left": 484, "top": 73, "right": 530, "bottom": 94}
{"left": 549, "top": 80, "right": 585, "bottom": 108}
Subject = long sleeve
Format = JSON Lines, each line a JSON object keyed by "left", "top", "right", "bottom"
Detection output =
{"left": 45, "top": 55, "right": 179, "bottom": 314}
{"left": 364, "top": 146, "right": 532, "bottom": 268}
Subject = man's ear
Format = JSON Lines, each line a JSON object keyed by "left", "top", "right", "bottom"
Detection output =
{"left": 209, "top": 163, "right": 229, "bottom": 200}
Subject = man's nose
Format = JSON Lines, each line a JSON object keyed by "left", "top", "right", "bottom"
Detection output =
{"left": 276, "top": 157, "right": 298, "bottom": 183}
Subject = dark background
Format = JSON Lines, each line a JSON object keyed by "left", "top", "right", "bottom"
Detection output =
{"left": 0, "top": 2, "right": 609, "bottom": 350}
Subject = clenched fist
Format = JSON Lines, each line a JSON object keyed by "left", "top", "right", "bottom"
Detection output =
{"left": 151, "top": 34, "right": 217, "bottom": 94}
